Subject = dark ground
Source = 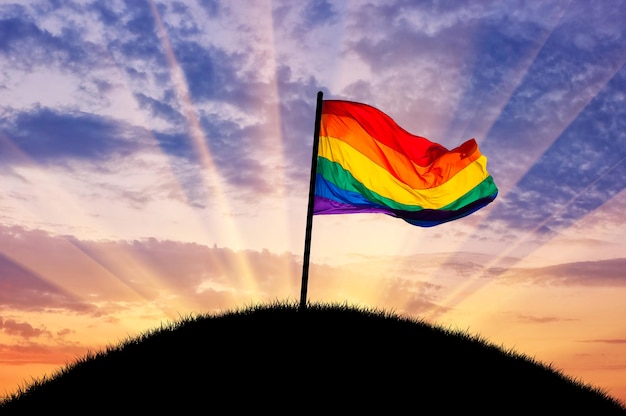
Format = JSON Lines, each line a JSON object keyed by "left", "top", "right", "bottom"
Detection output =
{"left": 1, "top": 303, "right": 624, "bottom": 414}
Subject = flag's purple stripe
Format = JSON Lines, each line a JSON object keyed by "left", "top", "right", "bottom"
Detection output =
{"left": 313, "top": 196, "right": 388, "bottom": 215}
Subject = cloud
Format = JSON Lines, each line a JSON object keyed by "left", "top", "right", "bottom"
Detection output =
{"left": 486, "top": 69, "right": 626, "bottom": 234}
{"left": 197, "top": 0, "right": 220, "bottom": 17}
{"left": 0, "top": 318, "right": 50, "bottom": 339}
{"left": 502, "top": 258, "right": 626, "bottom": 286}
{"left": 0, "top": 107, "right": 147, "bottom": 165}
{"left": 478, "top": 4, "right": 626, "bottom": 194}
{"left": 89, "top": 0, "right": 272, "bottom": 110}
{"left": 580, "top": 339, "right": 626, "bottom": 345}
{"left": 56, "top": 328, "right": 74, "bottom": 337}
{"left": 134, "top": 92, "right": 185, "bottom": 126}
{"left": 382, "top": 279, "right": 448, "bottom": 316}
{"left": 0, "top": 6, "right": 94, "bottom": 71}
{"left": 0, "top": 340, "right": 89, "bottom": 366}
{"left": 301, "top": 0, "right": 338, "bottom": 27}
{"left": 347, "top": 2, "right": 479, "bottom": 71}
{"left": 336, "top": 251, "right": 626, "bottom": 289}
{"left": 0, "top": 225, "right": 300, "bottom": 315}
{"left": 0, "top": 249, "right": 94, "bottom": 314}
{"left": 516, "top": 314, "right": 576, "bottom": 324}
{"left": 172, "top": 40, "right": 249, "bottom": 103}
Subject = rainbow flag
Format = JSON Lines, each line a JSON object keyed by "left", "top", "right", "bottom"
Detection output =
{"left": 313, "top": 100, "right": 498, "bottom": 227}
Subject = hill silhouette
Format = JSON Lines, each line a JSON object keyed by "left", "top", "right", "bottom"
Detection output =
{"left": 1, "top": 302, "right": 625, "bottom": 414}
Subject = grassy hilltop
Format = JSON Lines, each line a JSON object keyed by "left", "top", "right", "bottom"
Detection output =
{"left": 1, "top": 301, "right": 625, "bottom": 414}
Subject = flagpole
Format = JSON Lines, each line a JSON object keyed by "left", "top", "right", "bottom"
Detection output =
{"left": 300, "top": 90, "right": 323, "bottom": 311}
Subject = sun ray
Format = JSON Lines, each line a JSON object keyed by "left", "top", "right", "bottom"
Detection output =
{"left": 148, "top": 0, "right": 259, "bottom": 304}
{"left": 254, "top": 0, "right": 299, "bottom": 298}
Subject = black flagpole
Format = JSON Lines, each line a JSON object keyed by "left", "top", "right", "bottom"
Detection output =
{"left": 299, "top": 91, "right": 323, "bottom": 311}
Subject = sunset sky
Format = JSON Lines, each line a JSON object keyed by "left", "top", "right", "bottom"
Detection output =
{"left": 1, "top": 0, "right": 625, "bottom": 404}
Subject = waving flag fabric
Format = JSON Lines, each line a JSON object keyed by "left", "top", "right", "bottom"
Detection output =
{"left": 313, "top": 100, "right": 498, "bottom": 227}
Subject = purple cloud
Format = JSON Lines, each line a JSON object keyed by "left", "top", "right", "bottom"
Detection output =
{"left": 0, "top": 317, "right": 50, "bottom": 339}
